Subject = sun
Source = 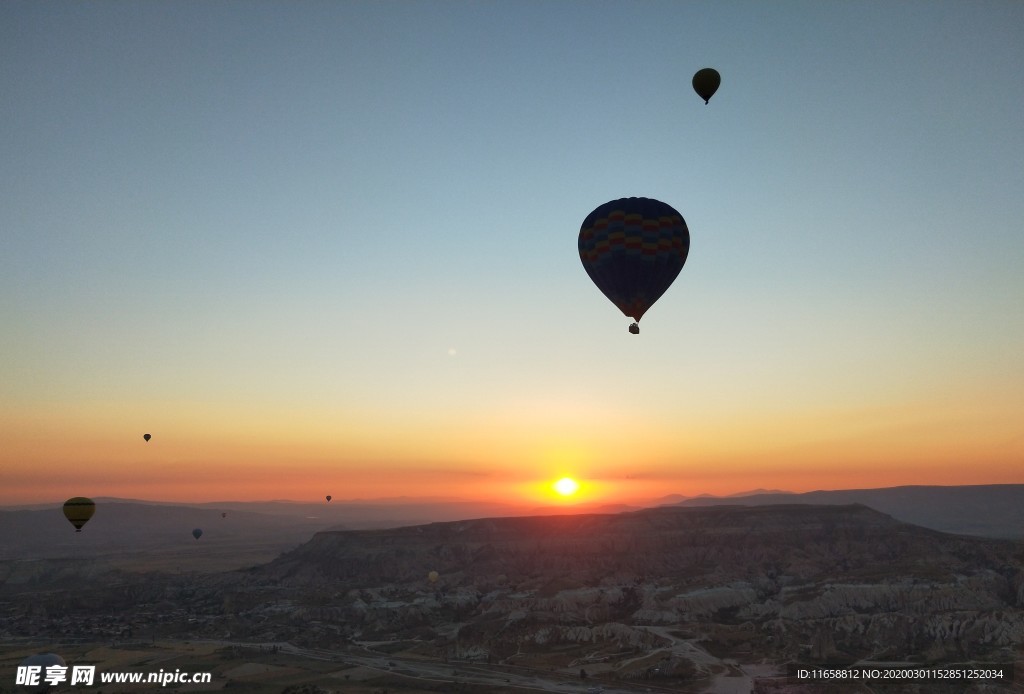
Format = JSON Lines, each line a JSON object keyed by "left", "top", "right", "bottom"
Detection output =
{"left": 553, "top": 477, "right": 579, "bottom": 497}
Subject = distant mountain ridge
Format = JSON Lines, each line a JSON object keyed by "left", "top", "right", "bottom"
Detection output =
{"left": 676, "top": 484, "right": 1024, "bottom": 538}
{"left": 725, "top": 488, "right": 794, "bottom": 497}
{"left": 3, "top": 484, "right": 1021, "bottom": 568}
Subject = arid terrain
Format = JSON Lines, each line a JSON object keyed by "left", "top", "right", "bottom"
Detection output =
{"left": 3, "top": 504, "right": 1024, "bottom": 693}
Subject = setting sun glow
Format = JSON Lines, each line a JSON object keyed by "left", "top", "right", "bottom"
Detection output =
{"left": 553, "top": 477, "right": 579, "bottom": 497}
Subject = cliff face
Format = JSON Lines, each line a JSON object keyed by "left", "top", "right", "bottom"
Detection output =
{"left": 265, "top": 504, "right": 1018, "bottom": 587}
{"left": 252, "top": 504, "right": 1024, "bottom": 662}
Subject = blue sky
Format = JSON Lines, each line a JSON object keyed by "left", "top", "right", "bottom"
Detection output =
{"left": 2, "top": 1, "right": 1022, "bottom": 502}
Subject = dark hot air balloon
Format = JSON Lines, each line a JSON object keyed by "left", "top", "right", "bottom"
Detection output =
{"left": 326, "top": 495, "right": 332, "bottom": 502}
{"left": 192, "top": 528, "right": 203, "bottom": 540}
{"left": 62, "top": 497, "right": 96, "bottom": 532}
{"left": 143, "top": 433, "right": 151, "bottom": 442}
{"left": 692, "top": 67, "right": 720, "bottom": 104}
{"left": 578, "top": 197, "right": 690, "bottom": 333}
{"left": 221, "top": 512, "right": 227, "bottom": 519}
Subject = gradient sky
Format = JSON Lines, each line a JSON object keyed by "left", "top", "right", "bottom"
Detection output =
{"left": 2, "top": 1, "right": 1022, "bottom": 505}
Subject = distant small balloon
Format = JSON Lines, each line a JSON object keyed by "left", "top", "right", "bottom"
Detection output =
{"left": 221, "top": 512, "right": 227, "bottom": 519}
{"left": 326, "top": 495, "right": 332, "bottom": 503}
{"left": 192, "top": 528, "right": 203, "bottom": 540}
{"left": 63, "top": 497, "right": 96, "bottom": 532}
{"left": 143, "top": 433, "right": 151, "bottom": 442}
{"left": 692, "top": 67, "right": 721, "bottom": 104}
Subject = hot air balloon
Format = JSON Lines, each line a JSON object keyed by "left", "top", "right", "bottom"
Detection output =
{"left": 692, "top": 67, "right": 720, "bottom": 104}
{"left": 578, "top": 197, "right": 690, "bottom": 333}
{"left": 428, "top": 570, "right": 439, "bottom": 583}
{"left": 221, "top": 512, "right": 227, "bottom": 519}
{"left": 192, "top": 528, "right": 203, "bottom": 540}
{"left": 19, "top": 653, "right": 67, "bottom": 693}
{"left": 326, "top": 495, "right": 332, "bottom": 502}
{"left": 143, "top": 433, "right": 151, "bottom": 442}
{"left": 62, "top": 497, "right": 96, "bottom": 532}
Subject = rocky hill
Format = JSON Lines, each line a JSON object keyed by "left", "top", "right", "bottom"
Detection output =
{"left": 265, "top": 503, "right": 1020, "bottom": 587}
{"left": 247, "top": 504, "right": 1024, "bottom": 667}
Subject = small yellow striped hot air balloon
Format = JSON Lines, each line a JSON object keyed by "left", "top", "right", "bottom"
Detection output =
{"left": 63, "top": 497, "right": 96, "bottom": 532}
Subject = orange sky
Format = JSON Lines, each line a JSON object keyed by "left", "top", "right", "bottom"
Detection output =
{"left": 3, "top": 387, "right": 1021, "bottom": 505}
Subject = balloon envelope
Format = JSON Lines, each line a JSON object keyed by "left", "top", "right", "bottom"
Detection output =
{"left": 143, "top": 433, "right": 151, "bottom": 442}
{"left": 19, "top": 654, "right": 66, "bottom": 693}
{"left": 192, "top": 528, "right": 203, "bottom": 540}
{"left": 62, "top": 497, "right": 96, "bottom": 532}
{"left": 692, "top": 67, "right": 720, "bottom": 103}
{"left": 326, "top": 495, "right": 332, "bottom": 502}
{"left": 578, "top": 197, "right": 689, "bottom": 325}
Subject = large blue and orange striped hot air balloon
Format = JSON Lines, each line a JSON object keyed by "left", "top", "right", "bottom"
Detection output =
{"left": 578, "top": 197, "right": 690, "bottom": 334}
